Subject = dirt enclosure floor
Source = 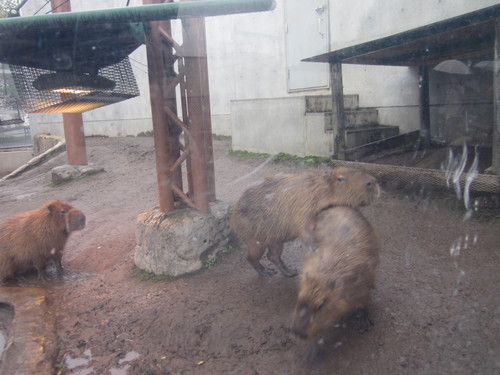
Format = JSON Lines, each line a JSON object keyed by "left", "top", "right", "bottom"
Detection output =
{"left": 0, "top": 136, "right": 499, "bottom": 375}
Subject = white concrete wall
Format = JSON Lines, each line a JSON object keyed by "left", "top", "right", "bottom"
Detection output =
{"left": 21, "top": 0, "right": 152, "bottom": 138}
{"left": 19, "top": 0, "right": 500, "bottom": 146}
{"left": 0, "top": 150, "right": 32, "bottom": 175}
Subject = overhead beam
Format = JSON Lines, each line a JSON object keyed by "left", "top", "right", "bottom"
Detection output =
{"left": 0, "top": 0, "right": 276, "bottom": 30}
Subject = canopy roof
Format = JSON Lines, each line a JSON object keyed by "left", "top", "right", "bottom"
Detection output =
{"left": 305, "top": 4, "right": 500, "bottom": 66}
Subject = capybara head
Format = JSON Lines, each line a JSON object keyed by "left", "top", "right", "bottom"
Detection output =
{"left": 292, "top": 264, "right": 353, "bottom": 340}
{"left": 324, "top": 167, "right": 379, "bottom": 207}
{"left": 46, "top": 200, "right": 86, "bottom": 234}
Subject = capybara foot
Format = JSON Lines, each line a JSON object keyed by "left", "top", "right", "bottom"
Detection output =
{"left": 346, "top": 308, "right": 373, "bottom": 333}
{"left": 276, "top": 263, "right": 297, "bottom": 277}
{"left": 266, "top": 248, "right": 297, "bottom": 277}
{"left": 267, "top": 257, "right": 297, "bottom": 277}
{"left": 247, "top": 259, "right": 277, "bottom": 276}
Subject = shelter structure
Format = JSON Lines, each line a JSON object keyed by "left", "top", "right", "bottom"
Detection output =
{"left": 306, "top": 4, "right": 500, "bottom": 175}
{"left": 0, "top": 0, "right": 276, "bottom": 212}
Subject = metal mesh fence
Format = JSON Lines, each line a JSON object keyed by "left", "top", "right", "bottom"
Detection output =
{"left": 10, "top": 57, "right": 139, "bottom": 113}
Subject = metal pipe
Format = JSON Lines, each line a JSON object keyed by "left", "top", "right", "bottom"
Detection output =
{"left": 0, "top": 0, "right": 276, "bottom": 30}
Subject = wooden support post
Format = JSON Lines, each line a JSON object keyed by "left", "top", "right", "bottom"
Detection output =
{"left": 51, "top": 0, "right": 88, "bottom": 166}
{"left": 62, "top": 113, "right": 87, "bottom": 165}
{"left": 330, "top": 62, "right": 346, "bottom": 160}
{"left": 144, "top": 1, "right": 175, "bottom": 212}
{"left": 418, "top": 65, "right": 431, "bottom": 148}
{"left": 492, "top": 19, "right": 500, "bottom": 174}
{"left": 181, "top": 15, "right": 216, "bottom": 213}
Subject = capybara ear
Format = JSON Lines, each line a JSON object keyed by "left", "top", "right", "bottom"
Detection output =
{"left": 47, "top": 203, "right": 56, "bottom": 213}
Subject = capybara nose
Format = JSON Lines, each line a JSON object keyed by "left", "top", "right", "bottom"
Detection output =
{"left": 79, "top": 216, "right": 86, "bottom": 228}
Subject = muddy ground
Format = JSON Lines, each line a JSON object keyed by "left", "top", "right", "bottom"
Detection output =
{"left": 0, "top": 136, "right": 499, "bottom": 375}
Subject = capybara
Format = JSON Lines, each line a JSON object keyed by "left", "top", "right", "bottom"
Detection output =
{"left": 291, "top": 206, "right": 380, "bottom": 343}
{"left": 0, "top": 200, "right": 86, "bottom": 282}
{"left": 230, "top": 167, "right": 379, "bottom": 276}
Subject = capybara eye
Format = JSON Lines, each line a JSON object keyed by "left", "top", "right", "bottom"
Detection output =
{"left": 366, "top": 181, "right": 373, "bottom": 187}
{"left": 59, "top": 210, "right": 67, "bottom": 215}
{"left": 317, "top": 300, "right": 326, "bottom": 310}
{"left": 337, "top": 176, "right": 346, "bottom": 182}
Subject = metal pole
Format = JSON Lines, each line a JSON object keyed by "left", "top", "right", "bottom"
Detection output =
{"left": 418, "top": 65, "right": 431, "bottom": 148}
{"left": 492, "top": 20, "right": 500, "bottom": 173}
{"left": 51, "top": 0, "right": 88, "bottom": 166}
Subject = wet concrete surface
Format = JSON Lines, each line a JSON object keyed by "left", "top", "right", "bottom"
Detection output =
{"left": 0, "top": 287, "right": 57, "bottom": 375}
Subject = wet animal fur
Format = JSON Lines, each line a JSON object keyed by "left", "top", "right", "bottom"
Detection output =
{"left": 0, "top": 200, "right": 86, "bottom": 282}
{"left": 230, "top": 167, "right": 379, "bottom": 276}
{"left": 292, "top": 206, "right": 380, "bottom": 341}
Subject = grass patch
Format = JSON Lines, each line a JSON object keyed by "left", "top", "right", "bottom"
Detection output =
{"left": 213, "top": 134, "right": 231, "bottom": 141}
{"left": 228, "top": 149, "right": 330, "bottom": 166}
{"left": 132, "top": 266, "right": 173, "bottom": 282}
{"left": 204, "top": 244, "right": 236, "bottom": 270}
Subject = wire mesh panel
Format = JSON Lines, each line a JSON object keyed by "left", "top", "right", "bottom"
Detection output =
{"left": 10, "top": 57, "right": 139, "bottom": 113}
{"left": 0, "top": 63, "right": 24, "bottom": 126}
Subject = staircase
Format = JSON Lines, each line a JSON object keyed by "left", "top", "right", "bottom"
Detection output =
{"left": 305, "top": 95, "right": 400, "bottom": 152}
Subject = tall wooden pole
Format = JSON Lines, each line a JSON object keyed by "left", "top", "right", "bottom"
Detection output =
{"left": 50, "top": 0, "right": 88, "bottom": 165}
{"left": 144, "top": 0, "right": 176, "bottom": 212}
{"left": 181, "top": 15, "right": 216, "bottom": 211}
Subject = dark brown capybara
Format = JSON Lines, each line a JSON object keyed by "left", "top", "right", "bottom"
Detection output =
{"left": 291, "top": 206, "right": 380, "bottom": 344}
{"left": 230, "top": 167, "right": 379, "bottom": 276}
{"left": 0, "top": 200, "right": 86, "bottom": 282}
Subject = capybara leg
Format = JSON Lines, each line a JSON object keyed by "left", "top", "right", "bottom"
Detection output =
{"left": 35, "top": 265, "right": 49, "bottom": 282}
{"left": 346, "top": 307, "right": 373, "bottom": 333}
{"left": 54, "top": 255, "right": 64, "bottom": 276}
{"left": 267, "top": 243, "right": 297, "bottom": 277}
{"left": 247, "top": 243, "right": 276, "bottom": 276}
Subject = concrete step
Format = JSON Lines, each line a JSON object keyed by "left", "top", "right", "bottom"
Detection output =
{"left": 346, "top": 108, "right": 379, "bottom": 128}
{"left": 345, "top": 125, "right": 400, "bottom": 148}
{"left": 305, "top": 94, "right": 359, "bottom": 112}
{"left": 322, "top": 108, "right": 380, "bottom": 130}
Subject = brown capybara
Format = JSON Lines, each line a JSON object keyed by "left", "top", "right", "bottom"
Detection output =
{"left": 0, "top": 200, "right": 86, "bottom": 282}
{"left": 291, "top": 206, "right": 380, "bottom": 343}
{"left": 230, "top": 167, "right": 379, "bottom": 276}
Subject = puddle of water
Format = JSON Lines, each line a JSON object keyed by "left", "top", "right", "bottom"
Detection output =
{"left": 65, "top": 349, "right": 92, "bottom": 370}
{"left": 110, "top": 351, "right": 141, "bottom": 375}
{"left": 0, "top": 303, "right": 14, "bottom": 358}
{"left": 0, "top": 331, "right": 5, "bottom": 357}
{"left": 118, "top": 351, "right": 140, "bottom": 365}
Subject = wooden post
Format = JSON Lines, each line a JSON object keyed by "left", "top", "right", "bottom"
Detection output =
{"left": 330, "top": 62, "right": 346, "bottom": 160}
{"left": 144, "top": 0, "right": 175, "bottom": 212}
{"left": 181, "top": 15, "right": 216, "bottom": 212}
{"left": 492, "top": 19, "right": 500, "bottom": 174}
{"left": 51, "top": 0, "right": 88, "bottom": 166}
{"left": 418, "top": 65, "right": 431, "bottom": 148}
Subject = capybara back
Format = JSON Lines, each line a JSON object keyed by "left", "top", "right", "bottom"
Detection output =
{"left": 230, "top": 167, "right": 379, "bottom": 276}
{"left": 292, "top": 206, "right": 380, "bottom": 341}
{"left": 0, "top": 200, "right": 86, "bottom": 282}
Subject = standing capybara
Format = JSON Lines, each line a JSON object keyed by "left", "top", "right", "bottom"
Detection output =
{"left": 291, "top": 206, "right": 380, "bottom": 343}
{"left": 230, "top": 167, "right": 379, "bottom": 276}
{"left": 0, "top": 200, "right": 86, "bottom": 282}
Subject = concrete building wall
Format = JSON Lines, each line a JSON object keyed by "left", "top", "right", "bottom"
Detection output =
{"left": 19, "top": 0, "right": 500, "bottom": 152}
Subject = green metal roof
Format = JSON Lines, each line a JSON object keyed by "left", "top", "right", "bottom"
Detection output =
{"left": 0, "top": 0, "right": 276, "bottom": 71}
